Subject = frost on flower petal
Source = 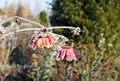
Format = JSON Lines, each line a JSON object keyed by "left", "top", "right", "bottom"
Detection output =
{"left": 56, "top": 43, "right": 76, "bottom": 61}
{"left": 29, "top": 32, "right": 58, "bottom": 50}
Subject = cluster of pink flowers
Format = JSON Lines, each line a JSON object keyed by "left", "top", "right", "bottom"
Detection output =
{"left": 56, "top": 43, "right": 76, "bottom": 61}
{"left": 29, "top": 32, "right": 57, "bottom": 50}
{"left": 30, "top": 32, "right": 77, "bottom": 61}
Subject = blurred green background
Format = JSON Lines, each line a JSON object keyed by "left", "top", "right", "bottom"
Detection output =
{"left": 0, "top": 0, "right": 120, "bottom": 81}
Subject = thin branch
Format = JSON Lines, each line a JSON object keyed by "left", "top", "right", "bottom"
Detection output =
{"left": 0, "top": 16, "right": 44, "bottom": 28}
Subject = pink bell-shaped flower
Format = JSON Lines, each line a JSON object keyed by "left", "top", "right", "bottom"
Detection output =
{"left": 56, "top": 43, "right": 76, "bottom": 61}
{"left": 29, "top": 32, "right": 57, "bottom": 50}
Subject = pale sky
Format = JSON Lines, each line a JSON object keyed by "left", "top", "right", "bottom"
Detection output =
{"left": 0, "top": 0, "right": 52, "bottom": 15}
